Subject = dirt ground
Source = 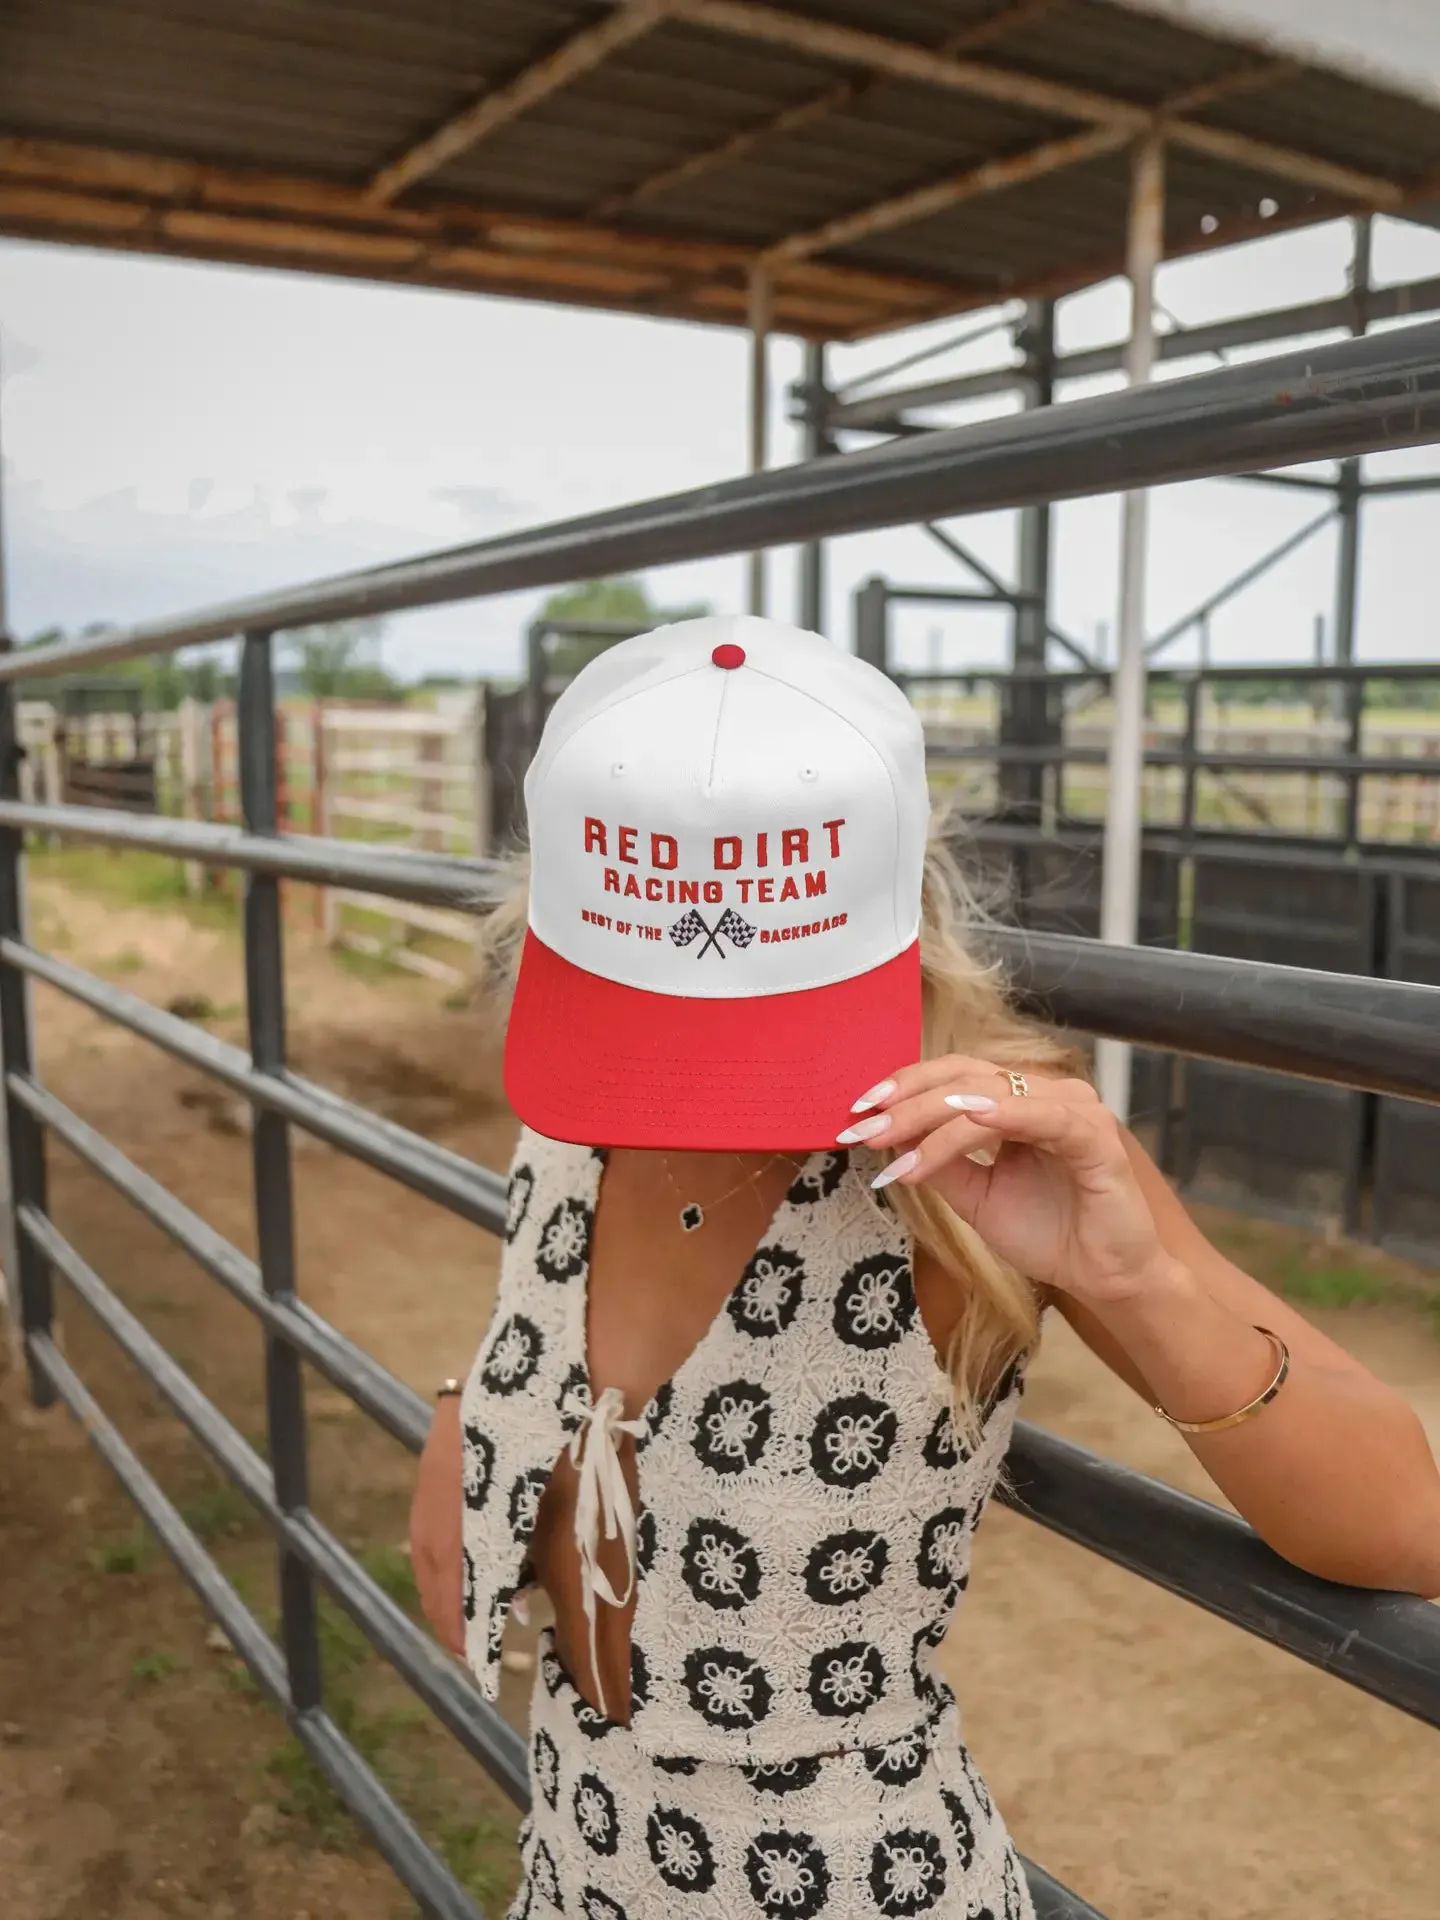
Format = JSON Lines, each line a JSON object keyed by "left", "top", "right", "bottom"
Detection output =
{"left": 2, "top": 861, "right": 1438, "bottom": 1920}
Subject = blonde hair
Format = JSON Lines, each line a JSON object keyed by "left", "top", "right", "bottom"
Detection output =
{"left": 471, "top": 797, "right": 1084, "bottom": 1442}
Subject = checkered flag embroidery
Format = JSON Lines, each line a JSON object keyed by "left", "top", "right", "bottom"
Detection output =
{"left": 667, "top": 907, "right": 758, "bottom": 957}
{"left": 669, "top": 908, "right": 707, "bottom": 949}
{"left": 716, "top": 908, "right": 756, "bottom": 949}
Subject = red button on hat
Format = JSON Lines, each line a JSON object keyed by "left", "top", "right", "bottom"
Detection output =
{"left": 712, "top": 642, "right": 746, "bottom": 669}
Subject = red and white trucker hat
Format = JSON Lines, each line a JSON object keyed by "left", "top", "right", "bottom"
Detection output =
{"left": 503, "top": 614, "right": 929, "bottom": 1149}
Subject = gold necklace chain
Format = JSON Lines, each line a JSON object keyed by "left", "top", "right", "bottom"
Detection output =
{"left": 657, "top": 1152, "right": 792, "bottom": 1234}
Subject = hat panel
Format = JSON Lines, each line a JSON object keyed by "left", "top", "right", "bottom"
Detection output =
{"left": 528, "top": 664, "right": 904, "bottom": 1000}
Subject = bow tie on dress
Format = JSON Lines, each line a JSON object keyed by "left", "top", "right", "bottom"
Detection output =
{"left": 562, "top": 1385, "right": 647, "bottom": 1720}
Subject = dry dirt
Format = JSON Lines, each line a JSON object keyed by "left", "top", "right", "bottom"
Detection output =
{"left": 1, "top": 865, "right": 1438, "bottom": 1920}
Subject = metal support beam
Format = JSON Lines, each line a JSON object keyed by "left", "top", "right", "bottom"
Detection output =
{"left": 854, "top": 576, "right": 889, "bottom": 673}
{"left": 747, "top": 266, "right": 772, "bottom": 616}
{"left": 797, "top": 341, "right": 829, "bottom": 632}
{"left": 368, "top": 0, "right": 674, "bottom": 204}
{"left": 1145, "top": 505, "right": 1337, "bottom": 662}
{"left": 594, "top": 0, "right": 1063, "bottom": 221}
{"left": 921, "top": 520, "right": 1096, "bottom": 669}
{"left": 825, "top": 271, "right": 1440, "bottom": 432}
{"left": 1003, "top": 300, "right": 1058, "bottom": 820}
{"left": 237, "top": 629, "right": 324, "bottom": 1716}
{"left": 666, "top": 1, "right": 1408, "bottom": 208}
{"left": 1097, "top": 137, "right": 1164, "bottom": 1121}
{"left": 1333, "top": 217, "right": 1374, "bottom": 672}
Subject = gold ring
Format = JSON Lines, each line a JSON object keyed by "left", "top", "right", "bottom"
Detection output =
{"left": 1005, "top": 1070, "right": 1029, "bottom": 1098}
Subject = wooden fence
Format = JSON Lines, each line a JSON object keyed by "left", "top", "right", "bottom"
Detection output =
{"left": 21, "top": 695, "right": 489, "bottom": 988}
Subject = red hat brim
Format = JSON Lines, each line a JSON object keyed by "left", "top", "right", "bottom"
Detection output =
{"left": 503, "top": 929, "right": 922, "bottom": 1151}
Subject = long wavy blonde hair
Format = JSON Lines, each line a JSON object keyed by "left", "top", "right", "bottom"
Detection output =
{"left": 471, "top": 797, "right": 1083, "bottom": 1440}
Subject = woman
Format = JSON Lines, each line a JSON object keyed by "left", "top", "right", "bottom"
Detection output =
{"left": 410, "top": 615, "right": 1440, "bottom": 1920}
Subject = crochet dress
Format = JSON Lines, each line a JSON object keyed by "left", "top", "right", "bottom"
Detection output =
{"left": 460, "top": 1129, "right": 1035, "bottom": 1920}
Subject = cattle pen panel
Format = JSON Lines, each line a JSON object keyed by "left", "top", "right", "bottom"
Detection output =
{"left": 6, "top": 328, "right": 1440, "bottom": 1920}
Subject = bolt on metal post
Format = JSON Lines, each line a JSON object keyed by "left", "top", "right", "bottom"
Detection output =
{"left": 238, "top": 627, "right": 323, "bottom": 1712}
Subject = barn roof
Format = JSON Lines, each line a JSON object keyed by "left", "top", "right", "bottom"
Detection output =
{"left": 4, "top": 0, "right": 1440, "bottom": 338}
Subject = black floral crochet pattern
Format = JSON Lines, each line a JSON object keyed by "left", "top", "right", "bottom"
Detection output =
{"left": 573, "top": 1771, "right": 620, "bottom": 1855}
{"left": 727, "top": 1245, "right": 805, "bottom": 1337}
{"left": 461, "top": 1424, "right": 494, "bottom": 1510}
{"left": 507, "top": 1467, "right": 549, "bottom": 1544}
{"left": 646, "top": 1806, "right": 716, "bottom": 1892}
{"left": 808, "top": 1641, "right": 887, "bottom": 1718}
{"left": 683, "top": 1647, "right": 774, "bottom": 1730}
{"left": 532, "top": 1727, "right": 559, "bottom": 1811}
{"left": 745, "top": 1829, "right": 833, "bottom": 1917}
{"left": 832, "top": 1253, "right": 915, "bottom": 1350}
{"left": 869, "top": 1826, "right": 949, "bottom": 1915}
{"left": 804, "top": 1528, "right": 890, "bottom": 1606}
{"left": 809, "top": 1393, "right": 898, "bottom": 1488}
{"left": 535, "top": 1196, "right": 591, "bottom": 1284}
{"left": 479, "top": 1314, "right": 542, "bottom": 1396}
{"left": 692, "top": 1381, "right": 772, "bottom": 1475}
{"left": 917, "top": 1506, "right": 971, "bottom": 1591}
{"left": 681, "top": 1517, "right": 763, "bottom": 1610}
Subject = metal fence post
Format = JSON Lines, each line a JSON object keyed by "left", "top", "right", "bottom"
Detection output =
{"left": 854, "top": 576, "right": 890, "bottom": 674}
{"left": 238, "top": 627, "right": 324, "bottom": 1713}
{"left": 0, "top": 645, "right": 54, "bottom": 1403}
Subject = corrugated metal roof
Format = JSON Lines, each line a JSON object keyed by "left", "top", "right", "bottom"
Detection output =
{"left": 2, "top": 0, "right": 1439, "bottom": 337}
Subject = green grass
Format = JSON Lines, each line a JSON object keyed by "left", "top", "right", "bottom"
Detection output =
{"left": 27, "top": 844, "right": 239, "bottom": 931}
{"left": 86, "top": 1522, "right": 156, "bottom": 1575}
{"left": 131, "top": 1648, "right": 180, "bottom": 1682}
{"left": 254, "top": 1585, "right": 517, "bottom": 1900}
{"left": 179, "top": 1476, "right": 260, "bottom": 1544}
{"left": 1279, "top": 1259, "right": 1389, "bottom": 1310}
{"left": 100, "top": 945, "right": 145, "bottom": 976}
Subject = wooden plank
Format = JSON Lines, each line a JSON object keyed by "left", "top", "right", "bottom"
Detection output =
{"left": 336, "top": 929, "right": 469, "bottom": 987}
{"left": 319, "top": 708, "right": 467, "bottom": 735}
{"left": 325, "top": 751, "right": 475, "bottom": 781}
{"left": 326, "top": 796, "right": 464, "bottom": 835}
{"left": 331, "top": 892, "right": 475, "bottom": 942}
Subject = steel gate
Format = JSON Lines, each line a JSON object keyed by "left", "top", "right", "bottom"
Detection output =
{"left": 5, "top": 322, "right": 1440, "bottom": 1919}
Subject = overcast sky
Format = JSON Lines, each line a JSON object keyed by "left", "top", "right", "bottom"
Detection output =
{"left": 4, "top": 0, "right": 1440, "bottom": 684}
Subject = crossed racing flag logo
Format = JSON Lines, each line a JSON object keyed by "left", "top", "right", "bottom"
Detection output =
{"left": 668, "top": 906, "right": 757, "bottom": 958}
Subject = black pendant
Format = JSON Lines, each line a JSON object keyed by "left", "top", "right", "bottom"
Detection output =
{"left": 680, "top": 1202, "right": 704, "bottom": 1233}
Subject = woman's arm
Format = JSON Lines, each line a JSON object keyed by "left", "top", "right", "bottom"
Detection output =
{"left": 1053, "top": 1133, "right": 1440, "bottom": 1596}
{"left": 410, "top": 1396, "right": 466, "bottom": 1655}
{"left": 854, "top": 1056, "right": 1440, "bottom": 1599}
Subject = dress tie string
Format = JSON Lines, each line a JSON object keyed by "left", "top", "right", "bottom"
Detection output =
{"left": 562, "top": 1385, "right": 646, "bottom": 1720}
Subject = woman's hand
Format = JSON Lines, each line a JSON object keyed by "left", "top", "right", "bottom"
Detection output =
{"left": 841, "top": 1057, "right": 1175, "bottom": 1304}
{"left": 409, "top": 1395, "right": 466, "bottom": 1656}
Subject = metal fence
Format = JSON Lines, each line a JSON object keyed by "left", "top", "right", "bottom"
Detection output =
{"left": 7, "top": 319, "right": 1440, "bottom": 1920}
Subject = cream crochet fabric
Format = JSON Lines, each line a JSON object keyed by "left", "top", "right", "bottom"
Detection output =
{"left": 462, "top": 1129, "right": 1034, "bottom": 1919}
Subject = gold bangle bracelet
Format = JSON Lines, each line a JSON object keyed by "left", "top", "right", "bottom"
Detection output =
{"left": 1154, "top": 1327, "right": 1290, "bottom": 1434}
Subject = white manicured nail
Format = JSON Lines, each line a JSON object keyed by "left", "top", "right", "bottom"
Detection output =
{"left": 851, "top": 1079, "right": 896, "bottom": 1113}
{"left": 837, "top": 1113, "right": 891, "bottom": 1145}
{"left": 945, "top": 1094, "right": 998, "bottom": 1114}
{"left": 871, "top": 1150, "right": 919, "bottom": 1190}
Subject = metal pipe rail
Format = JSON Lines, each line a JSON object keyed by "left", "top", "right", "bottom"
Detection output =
{"left": 7, "top": 813, "right": 1440, "bottom": 1101}
{"left": 10, "top": 321, "right": 1440, "bottom": 682}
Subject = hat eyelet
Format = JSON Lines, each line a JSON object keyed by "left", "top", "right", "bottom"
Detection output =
{"left": 611, "top": 761, "right": 627, "bottom": 777}
{"left": 799, "top": 765, "right": 819, "bottom": 783}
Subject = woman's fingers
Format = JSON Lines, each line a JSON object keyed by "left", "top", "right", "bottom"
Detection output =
{"left": 873, "top": 1084, "right": 1124, "bottom": 1189}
